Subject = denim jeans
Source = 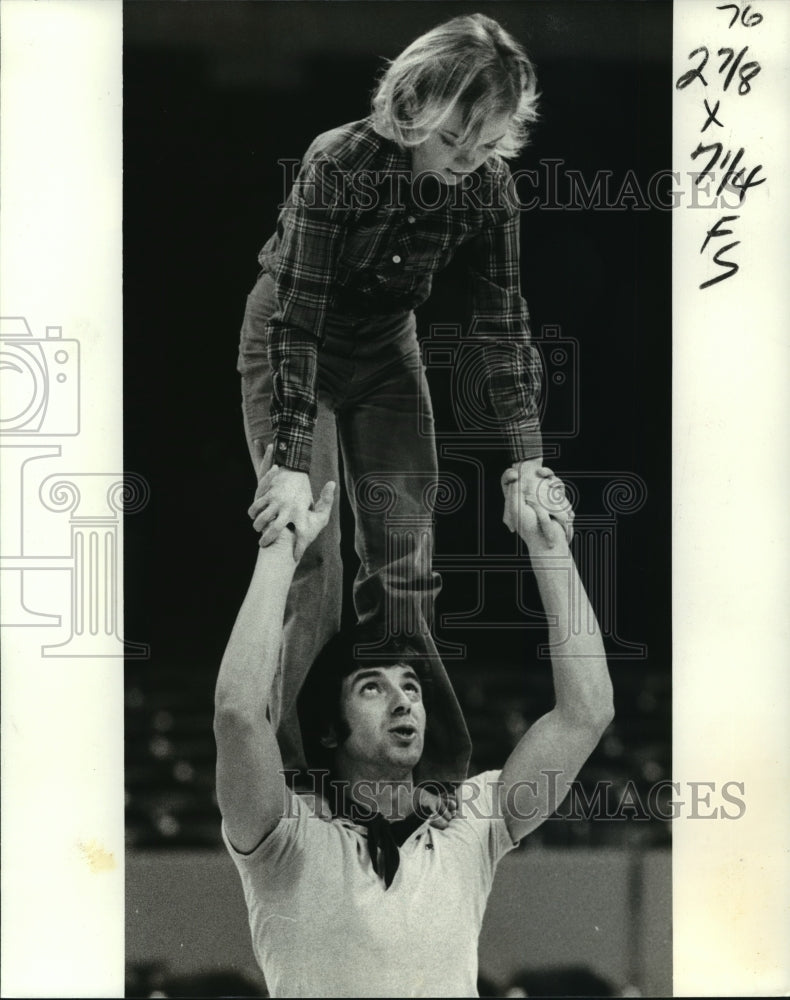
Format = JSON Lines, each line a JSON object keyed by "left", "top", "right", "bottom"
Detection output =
{"left": 238, "top": 272, "right": 471, "bottom": 781}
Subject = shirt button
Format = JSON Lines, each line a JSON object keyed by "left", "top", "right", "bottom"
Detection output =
{"left": 392, "top": 254, "right": 402, "bottom": 264}
{"left": 407, "top": 215, "right": 416, "bottom": 224}
{"left": 277, "top": 442, "right": 287, "bottom": 451}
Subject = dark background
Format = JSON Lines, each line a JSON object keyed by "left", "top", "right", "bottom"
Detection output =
{"left": 124, "top": 1, "right": 672, "bottom": 850}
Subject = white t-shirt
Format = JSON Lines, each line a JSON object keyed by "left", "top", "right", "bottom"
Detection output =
{"left": 223, "top": 770, "right": 519, "bottom": 999}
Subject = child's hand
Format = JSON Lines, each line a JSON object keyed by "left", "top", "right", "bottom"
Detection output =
{"left": 502, "top": 460, "right": 574, "bottom": 546}
{"left": 248, "top": 444, "right": 334, "bottom": 560}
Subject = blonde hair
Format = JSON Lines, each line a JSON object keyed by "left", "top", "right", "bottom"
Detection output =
{"left": 371, "top": 13, "right": 539, "bottom": 158}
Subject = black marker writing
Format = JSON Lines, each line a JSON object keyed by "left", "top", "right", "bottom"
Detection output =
{"left": 699, "top": 216, "right": 740, "bottom": 288}
{"left": 676, "top": 1, "right": 766, "bottom": 290}
{"left": 701, "top": 98, "right": 724, "bottom": 131}
{"left": 690, "top": 143, "right": 766, "bottom": 201}
{"left": 716, "top": 3, "right": 763, "bottom": 29}
{"left": 675, "top": 45, "right": 761, "bottom": 95}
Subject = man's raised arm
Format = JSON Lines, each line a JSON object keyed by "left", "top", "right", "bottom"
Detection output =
{"left": 214, "top": 448, "right": 335, "bottom": 853}
{"left": 498, "top": 474, "right": 614, "bottom": 842}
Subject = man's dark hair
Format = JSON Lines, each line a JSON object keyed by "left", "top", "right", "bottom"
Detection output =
{"left": 297, "top": 622, "right": 433, "bottom": 776}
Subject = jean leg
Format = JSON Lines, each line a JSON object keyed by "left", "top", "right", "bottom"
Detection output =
{"left": 237, "top": 274, "right": 342, "bottom": 773}
{"left": 276, "top": 396, "right": 342, "bottom": 773}
{"left": 339, "top": 338, "right": 472, "bottom": 783}
{"left": 339, "top": 340, "right": 441, "bottom": 637}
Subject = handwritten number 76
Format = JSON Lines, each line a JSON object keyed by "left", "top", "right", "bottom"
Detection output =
{"left": 716, "top": 3, "right": 763, "bottom": 28}
{"left": 676, "top": 46, "right": 761, "bottom": 94}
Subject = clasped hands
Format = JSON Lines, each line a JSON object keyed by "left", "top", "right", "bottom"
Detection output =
{"left": 248, "top": 443, "right": 334, "bottom": 560}
{"left": 248, "top": 444, "right": 574, "bottom": 558}
{"left": 502, "top": 458, "right": 574, "bottom": 547}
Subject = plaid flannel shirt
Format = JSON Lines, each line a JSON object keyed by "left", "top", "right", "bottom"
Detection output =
{"left": 256, "top": 118, "right": 543, "bottom": 472}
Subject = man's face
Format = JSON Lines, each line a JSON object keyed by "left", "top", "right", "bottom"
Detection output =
{"left": 333, "top": 664, "right": 427, "bottom": 777}
{"left": 411, "top": 107, "right": 513, "bottom": 185}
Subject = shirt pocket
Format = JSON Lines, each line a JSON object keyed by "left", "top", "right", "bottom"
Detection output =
{"left": 403, "top": 224, "right": 465, "bottom": 275}
{"left": 340, "top": 210, "right": 398, "bottom": 270}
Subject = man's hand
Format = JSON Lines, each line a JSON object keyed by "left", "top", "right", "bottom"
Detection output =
{"left": 502, "top": 459, "right": 574, "bottom": 546}
{"left": 249, "top": 443, "right": 335, "bottom": 560}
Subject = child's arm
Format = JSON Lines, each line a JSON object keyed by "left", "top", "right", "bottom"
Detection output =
{"left": 466, "top": 163, "right": 573, "bottom": 544}
{"left": 245, "top": 151, "right": 349, "bottom": 551}
{"left": 466, "top": 169, "right": 542, "bottom": 456}
{"left": 265, "top": 155, "right": 349, "bottom": 474}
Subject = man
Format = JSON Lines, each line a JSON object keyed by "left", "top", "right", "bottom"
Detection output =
{"left": 214, "top": 448, "right": 613, "bottom": 998}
